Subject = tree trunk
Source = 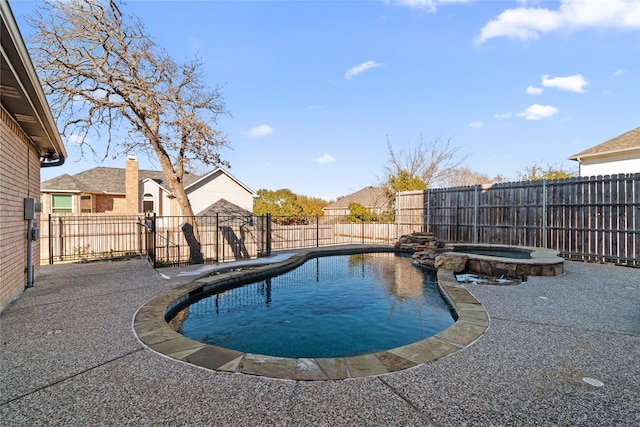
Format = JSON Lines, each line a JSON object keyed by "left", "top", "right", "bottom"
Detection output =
{"left": 157, "top": 155, "right": 204, "bottom": 264}
{"left": 174, "top": 188, "right": 204, "bottom": 265}
{"left": 181, "top": 221, "right": 203, "bottom": 264}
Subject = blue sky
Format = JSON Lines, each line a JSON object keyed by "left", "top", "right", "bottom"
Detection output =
{"left": 11, "top": 0, "right": 640, "bottom": 200}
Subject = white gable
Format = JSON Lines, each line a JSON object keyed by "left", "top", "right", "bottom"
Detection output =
{"left": 185, "top": 168, "right": 256, "bottom": 214}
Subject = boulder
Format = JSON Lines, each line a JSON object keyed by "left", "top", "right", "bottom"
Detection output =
{"left": 395, "top": 232, "right": 444, "bottom": 252}
{"left": 434, "top": 253, "right": 469, "bottom": 273}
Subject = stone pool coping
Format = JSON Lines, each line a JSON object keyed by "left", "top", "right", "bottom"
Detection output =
{"left": 133, "top": 245, "right": 489, "bottom": 381}
{"left": 447, "top": 243, "right": 565, "bottom": 277}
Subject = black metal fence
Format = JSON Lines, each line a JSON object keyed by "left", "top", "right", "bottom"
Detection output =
{"left": 143, "top": 213, "right": 270, "bottom": 267}
{"left": 41, "top": 213, "right": 409, "bottom": 267}
{"left": 42, "top": 213, "right": 145, "bottom": 264}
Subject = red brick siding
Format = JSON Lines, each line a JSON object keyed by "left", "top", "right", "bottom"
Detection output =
{"left": 95, "top": 193, "right": 127, "bottom": 213}
{"left": 1, "top": 107, "right": 42, "bottom": 313}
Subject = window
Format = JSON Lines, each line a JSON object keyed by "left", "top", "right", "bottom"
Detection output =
{"left": 51, "top": 194, "right": 73, "bottom": 213}
{"left": 80, "top": 195, "right": 92, "bottom": 213}
{"left": 143, "top": 193, "right": 155, "bottom": 213}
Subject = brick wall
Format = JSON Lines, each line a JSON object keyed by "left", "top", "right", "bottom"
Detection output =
{"left": 95, "top": 193, "right": 126, "bottom": 213}
{"left": 0, "top": 107, "right": 42, "bottom": 313}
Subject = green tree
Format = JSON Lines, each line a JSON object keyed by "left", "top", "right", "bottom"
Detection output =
{"left": 253, "top": 189, "right": 328, "bottom": 223}
{"left": 388, "top": 169, "right": 427, "bottom": 192}
{"left": 346, "top": 202, "right": 378, "bottom": 222}
{"left": 300, "top": 196, "right": 328, "bottom": 217}
{"left": 254, "top": 189, "right": 302, "bottom": 218}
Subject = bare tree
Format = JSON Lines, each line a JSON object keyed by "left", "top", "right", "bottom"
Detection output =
{"left": 383, "top": 135, "right": 468, "bottom": 188}
{"left": 439, "top": 166, "right": 492, "bottom": 188}
{"left": 29, "top": 0, "right": 231, "bottom": 264}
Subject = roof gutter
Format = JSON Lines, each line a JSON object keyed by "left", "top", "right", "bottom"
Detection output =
{"left": 1, "top": 0, "right": 67, "bottom": 165}
{"left": 41, "top": 152, "right": 65, "bottom": 168}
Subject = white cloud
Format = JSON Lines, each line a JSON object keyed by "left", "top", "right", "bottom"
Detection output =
{"left": 476, "top": 0, "right": 640, "bottom": 44}
{"left": 344, "top": 61, "right": 382, "bottom": 80}
{"left": 494, "top": 112, "right": 512, "bottom": 119}
{"left": 469, "top": 121, "right": 484, "bottom": 129}
{"left": 518, "top": 104, "right": 559, "bottom": 120}
{"left": 526, "top": 86, "right": 543, "bottom": 95}
{"left": 541, "top": 74, "right": 589, "bottom": 93}
{"left": 388, "top": 0, "right": 472, "bottom": 12}
{"left": 244, "top": 124, "right": 273, "bottom": 138}
{"left": 314, "top": 154, "right": 336, "bottom": 164}
{"left": 65, "top": 134, "right": 86, "bottom": 145}
{"left": 614, "top": 68, "right": 627, "bottom": 76}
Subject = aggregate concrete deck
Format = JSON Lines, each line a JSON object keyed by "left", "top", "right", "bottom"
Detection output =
{"left": 1, "top": 253, "right": 638, "bottom": 426}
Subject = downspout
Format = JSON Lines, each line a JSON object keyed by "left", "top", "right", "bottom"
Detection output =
{"left": 26, "top": 218, "right": 34, "bottom": 287}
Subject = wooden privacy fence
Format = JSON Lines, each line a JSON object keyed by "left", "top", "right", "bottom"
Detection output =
{"left": 396, "top": 173, "right": 639, "bottom": 266}
{"left": 269, "top": 216, "right": 398, "bottom": 250}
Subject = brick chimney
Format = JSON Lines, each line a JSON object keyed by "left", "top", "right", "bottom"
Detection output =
{"left": 125, "top": 155, "right": 139, "bottom": 213}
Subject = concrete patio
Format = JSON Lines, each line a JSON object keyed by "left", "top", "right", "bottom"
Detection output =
{"left": 1, "top": 253, "right": 638, "bottom": 426}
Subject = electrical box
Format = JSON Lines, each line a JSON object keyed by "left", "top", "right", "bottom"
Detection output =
{"left": 24, "top": 198, "right": 42, "bottom": 220}
{"left": 31, "top": 227, "right": 40, "bottom": 241}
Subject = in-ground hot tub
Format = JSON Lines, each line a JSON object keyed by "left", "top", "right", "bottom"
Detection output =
{"left": 447, "top": 244, "right": 564, "bottom": 278}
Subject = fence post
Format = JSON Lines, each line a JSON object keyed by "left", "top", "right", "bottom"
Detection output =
{"left": 316, "top": 214, "right": 319, "bottom": 247}
{"left": 48, "top": 213, "right": 53, "bottom": 264}
{"left": 425, "top": 189, "right": 431, "bottom": 234}
{"left": 455, "top": 203, "right": 460, "bottom": 242}
{"left": 473, "top": 186, "right": 479, "bottom": 243}
{"left": 215, "top": 213, "right": 219, "bottom": 263}
{"left": 542, "top": 179, "right": 548, "bottom": 248}
{"left": 58, "top": 216, "right": 64, "bottom": 261}
{"left": 266, "top": 213, "right": 272, "bottom": 256}
{"left": 152, "top": 213, "right": 157, "bottom": 268}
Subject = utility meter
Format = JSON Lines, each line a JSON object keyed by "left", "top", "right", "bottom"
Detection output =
{"left": 24, "top": 198, "right": 42, "bottom": 220}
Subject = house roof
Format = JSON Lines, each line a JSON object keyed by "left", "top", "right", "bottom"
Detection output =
{"left": 197, "top": 198, "right": 253, "bottom": 217}
{"left": 41, "top": 167, "right": 201, "bottom": 194}
{"left": 196, "top": 199, "right": 255, "bottom": 227}
{"left": 569, "top": 127, "right": 640, "bottom": 161}
{"left": 1, "top": 0, "right": 66, "bottom": 163}
{"left": 323, "top": 186, "right": 389, "bottom": 210}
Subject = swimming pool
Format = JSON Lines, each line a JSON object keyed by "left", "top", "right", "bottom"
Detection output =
{"left": 168, "top": 253, "right": 455, "bottom": 359}
{"left": 134, "top": 245, "right": 489, "bottom": 380}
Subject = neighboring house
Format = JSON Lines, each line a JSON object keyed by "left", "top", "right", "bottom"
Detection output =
{"left": 569, "top": 127, "right": 640, "bottom": 177}
{"left": 41, "top": 156, "right": 256, "bottom": 215}
{"left": 1, "top": 0, "right": 67, "bottom": 312}
{"left": 322, "top": 186, "right": 391, "bottom": 216}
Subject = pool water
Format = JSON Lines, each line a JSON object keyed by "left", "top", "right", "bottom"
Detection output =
{"left": 451, "top": 246, "right": 532, "bottom": 259}
{"left": 170, "top": 253, "right": 455, "bottom": 359}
